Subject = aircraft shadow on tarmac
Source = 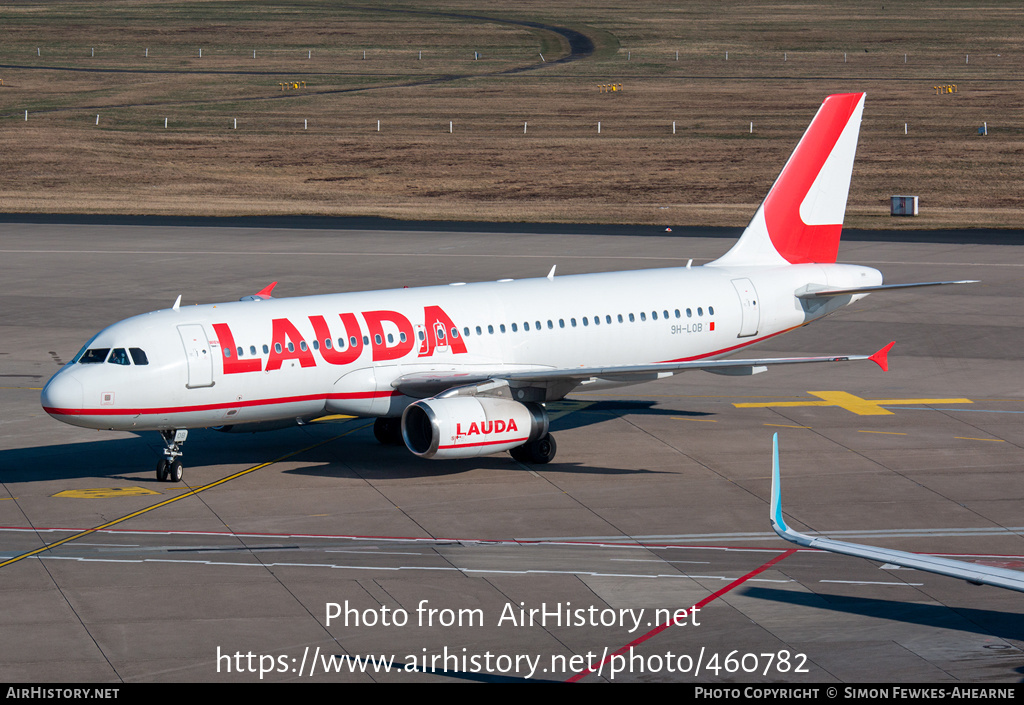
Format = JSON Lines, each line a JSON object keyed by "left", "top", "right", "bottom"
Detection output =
{"left": 2, "top": 400, "right": 698, "bottom": 483}
{"left": 547, "top": 399, "right": 714, "bottom": 432}
{"left": 742, "top": 586, "right": 1024, "bottom": 646}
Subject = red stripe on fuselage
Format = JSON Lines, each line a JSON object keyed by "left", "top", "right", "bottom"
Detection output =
{"left": 655, "top": 326, "right": 798, "bottom": 363}
{"left": 42, "top": 390, "right": 400, "bottom": 417}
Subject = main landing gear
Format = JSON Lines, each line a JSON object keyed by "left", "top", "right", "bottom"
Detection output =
{"left": 156, "top": 429, "right": 188, "bottom": 483}
{"left": 510, "top": 434, "right": 557, "bottom": 465}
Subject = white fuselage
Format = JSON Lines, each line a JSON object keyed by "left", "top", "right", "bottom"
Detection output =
{"left": 40, "top": 261, "right": 881, "bottom": 432}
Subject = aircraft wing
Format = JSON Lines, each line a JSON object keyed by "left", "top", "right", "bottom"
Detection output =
{"left": 392, "top": 343, "right": 894, "bottom": 398}
{"left": 769, "top": 433, "right": 1024, "bottom": 593}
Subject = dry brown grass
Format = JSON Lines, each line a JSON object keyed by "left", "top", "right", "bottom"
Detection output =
{"left": 1, "top": 1, "right": 1022, "bottom": 228}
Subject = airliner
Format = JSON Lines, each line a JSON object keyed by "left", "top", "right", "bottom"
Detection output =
{"left": 40, "top": 93, "right": 969, "bottom": 483}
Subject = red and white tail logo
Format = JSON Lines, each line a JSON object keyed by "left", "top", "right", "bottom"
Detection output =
{"left": 711, "top": 93, "right": 865, "bottom": 267}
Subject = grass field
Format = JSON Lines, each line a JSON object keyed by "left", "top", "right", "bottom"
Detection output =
{"left": 1, "top": 1, "right": 1021, "bottom": 228}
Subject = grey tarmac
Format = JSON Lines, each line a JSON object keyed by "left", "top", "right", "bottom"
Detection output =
{"left": 1, "top": 222, "right": 1022, "bottom": 682}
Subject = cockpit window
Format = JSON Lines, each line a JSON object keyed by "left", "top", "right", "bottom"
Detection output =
{"left": 80, "top": 348, "right": 110, "bottom": 364}
{"left": 129, "top": 348, "right": 149, "bottom": 365}
{"left": 108, "top": 348, "right": 130, "bottom": 365}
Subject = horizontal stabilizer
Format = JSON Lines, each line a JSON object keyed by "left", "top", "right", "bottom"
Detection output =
{"left": 796, "top": 280, "right": 978, "bottom": 299}
{"left": 770, "top": 434, "right": 1024, "bottom": 593}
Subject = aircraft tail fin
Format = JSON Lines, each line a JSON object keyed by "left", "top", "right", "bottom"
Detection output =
{"left": 710, "top": 93, "right": 865, "bottom": 268}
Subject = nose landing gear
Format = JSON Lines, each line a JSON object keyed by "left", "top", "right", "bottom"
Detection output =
{"left": 156, "top": 429, "right": 188, "bottom": 482}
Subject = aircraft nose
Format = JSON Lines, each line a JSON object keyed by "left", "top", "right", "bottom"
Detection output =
{"left": 41, "top": 372, "right": 83, "bottom": 418}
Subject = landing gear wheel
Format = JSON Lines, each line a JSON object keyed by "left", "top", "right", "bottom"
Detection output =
{"left": 157, "top": 429, "right": 188, "bottom": 482}
{"left": 529, "top": 434, "right": 557, "bottom": 464}
{"left": 510, "top": 434, "right": 557, "bottom": 464}
{"left": 373, "top": 417, "right": 404, "bottom": 446}
{"left": 167, "top": 459, "right": 183, "bottom": 483}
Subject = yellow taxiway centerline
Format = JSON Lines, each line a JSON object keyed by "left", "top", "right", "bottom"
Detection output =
{"left": 0, "top": 424, "right": 366, "bottom": 570}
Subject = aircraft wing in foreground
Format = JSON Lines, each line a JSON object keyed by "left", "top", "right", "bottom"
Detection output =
{"left": 770, "top": 434, "right": 1024, "bottom": 593}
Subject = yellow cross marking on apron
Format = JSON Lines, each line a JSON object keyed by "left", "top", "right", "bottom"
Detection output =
{"left": 734, "top": 391, "right": 972, "bottom": 416}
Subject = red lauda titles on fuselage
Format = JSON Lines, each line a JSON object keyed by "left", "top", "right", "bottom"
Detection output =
{"left": 212, "top": 305, "right": 466, "bottom": 374}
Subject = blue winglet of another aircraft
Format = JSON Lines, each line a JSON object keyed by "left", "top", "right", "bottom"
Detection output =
{"left": 769, "top": 433, "right": 1024, "bottom": 593}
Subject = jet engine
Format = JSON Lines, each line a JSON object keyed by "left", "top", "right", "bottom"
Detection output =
{"left": 402, "top": 395, "right": 548, "bottom": 460}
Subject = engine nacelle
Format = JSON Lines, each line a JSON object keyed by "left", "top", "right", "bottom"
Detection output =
{"left": 402, "top": 396, "right": 548, "bottom": 459}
